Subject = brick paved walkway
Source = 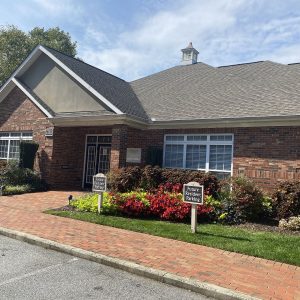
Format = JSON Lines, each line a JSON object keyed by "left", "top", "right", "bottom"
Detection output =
{"left": 0, "top": 191, "right": 299, "bottom": 300}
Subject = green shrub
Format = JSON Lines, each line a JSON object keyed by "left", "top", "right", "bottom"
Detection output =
{"left": 3, "top": 184, "right": 32, "bottom": 195}
{"left": 107, "top": 166, "right": 142, "bottom": 193}
{"left": 279, "top": 216, "right": 300, "bottom": 231}
{"left": 108, "top": 166, "right": 220, "bottom": 197}
{"left": 206, "top": 178, "right": 271, "bottom": 224}
{"left": 1, "top": 161, "right": 46, "bottom": 192}
{"left": 140, "top": 165, "right": 162, "bottom": 191}
{"left": 230, "top": 177, "right": 267, "bottom": 222}
{"left": 272, "top": 181, "right": 300, "bottom": 219}
{"left": 0, "top": 160, "right": 7, "bottom": 172}
{"left": 19, "top": 141, "right": 39, "bottom": 170}
{"left": 71, "top": 193, "right": 117, "bottom": 215}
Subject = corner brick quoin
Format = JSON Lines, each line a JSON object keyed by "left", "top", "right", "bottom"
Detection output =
{"left": 1, "top": 87, "right": 300, "bottom": 191}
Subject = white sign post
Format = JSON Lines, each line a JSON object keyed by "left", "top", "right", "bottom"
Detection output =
{"left": 183, "top": 182, "right": 204, "bottom": 233}
{"left": 92, "top": 173, "right": 107, "bottom": 213}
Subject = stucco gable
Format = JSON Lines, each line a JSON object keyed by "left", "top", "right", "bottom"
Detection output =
{"left": 19, "top": 53, "right": 111, "bottom": 115}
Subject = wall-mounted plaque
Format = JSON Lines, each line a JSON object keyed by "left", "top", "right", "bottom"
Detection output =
{"left": 45, "top": 127, "right": 54, "bottom": 137}
{"left": 126, "top": 148, "right": 141, "bottom": 163}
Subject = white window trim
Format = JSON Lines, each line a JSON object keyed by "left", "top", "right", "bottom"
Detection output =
{"left": 0, "top": 132, "right": 33, "bottom": 161}
{"left": 163, "top": 134, "right": 234, "bottom": 176}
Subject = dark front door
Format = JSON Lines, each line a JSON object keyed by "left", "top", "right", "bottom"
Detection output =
{"left": 84, "top": 135, "right": 111, "bottom": 188}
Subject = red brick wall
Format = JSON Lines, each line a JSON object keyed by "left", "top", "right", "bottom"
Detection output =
{"left": 1, "top": 89, "right": 300, "bottom": 192}
{"left": 124, "top": 126, "right": 300, "bottom": 192}
{"left": 0, "top": 87, "right": 53, "bottom": 182}
{"left": 49, "top": 126, "right": 112, "bottom": 188}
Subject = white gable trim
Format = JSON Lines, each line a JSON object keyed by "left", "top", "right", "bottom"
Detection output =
{"left": 40, "top": 46, "right": 123, "bottom": 115}
{"left": 0, "top": 45, "right": 42, "bottom": 103}
{"left": 0, "top": 47, "right": 41, "bottom": 98}
{"left": 12, "top": 78, "right": 53, "bottom": 118}
{"left": 0, "top": 45, "right": 124, "bottom": 115}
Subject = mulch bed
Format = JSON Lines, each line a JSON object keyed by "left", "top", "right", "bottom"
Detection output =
{"left": 235, "top": 222, "right": 300, "bottom": 236}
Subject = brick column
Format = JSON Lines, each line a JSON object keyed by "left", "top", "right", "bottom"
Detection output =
{"left": 110, "top": 125, "right": 128, "bottom": 170}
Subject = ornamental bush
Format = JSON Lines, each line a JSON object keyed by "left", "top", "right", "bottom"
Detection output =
{"left": 107, "top": 166, "right": 142, "bottom": 193}
{"left": 108, "top": 166, "right": 220, "bottom": 197}
{"left": 203, "top": 178, "right": 272, "bottom": 224}
{"left": 71, "top": 192, "right": 117, "bottom": 214}
{"left": 1, "top": 160, "right": 46, "bottom": 192}
{"left": 19, "top": 141, "right": 39, "bottom": 170}
{"left": 110, "top": 191, "right": 150, "bottom": 217}
{"left": 72, "top": 190, "right": 213, "bottom": 223}
{"left": 272, "top": 181, "right": 300, "bottom": 219}
{"left": 230, "top": 177, "right": 267, "bottom": 222}
{"left": 279, "top": 216, "right": 300, "bottom": 231}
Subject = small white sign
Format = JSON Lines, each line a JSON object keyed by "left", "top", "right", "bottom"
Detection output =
{"left": 45, "top": 127, "right": 54, "bottom": 137}
{"left": 183, "top": 182, "right": 204, "bottom": 205}
{"left": 93, "top": 173, "right": 107, "bottom": 192}
{"left": 126, "top": 148, "right": 141, "bottom": 163}
{"left": 183, "top": 182, "right": 204, "bottom": 234}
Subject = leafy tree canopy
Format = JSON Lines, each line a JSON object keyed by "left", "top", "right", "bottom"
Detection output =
{"left": 0, "top": 25, "right": 77, "bottom": 85}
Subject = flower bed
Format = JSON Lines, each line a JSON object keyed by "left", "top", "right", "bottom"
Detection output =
{"left": 71, "top": 184, "right": 214, "bottom": 223}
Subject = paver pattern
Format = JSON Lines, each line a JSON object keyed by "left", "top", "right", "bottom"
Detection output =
{"left": 0, "top": 191, "right": 299, "bottom": 300}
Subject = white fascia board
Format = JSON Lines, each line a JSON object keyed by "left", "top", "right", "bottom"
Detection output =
{"left": 40, "top": 46, "right": 123, "bottom": 115}
{"left": 148, "top": 116, "right": 300, "bottom": 129}
{"left": 0, "top": 46, "right": 42, "bottom": 102}
{"left": 12, "top": 78, "right": 53, "bottom": 118}
{"left": 51, "top": 114, "right": 147, "bottom": 129}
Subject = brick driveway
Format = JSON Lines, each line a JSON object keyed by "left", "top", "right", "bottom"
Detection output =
{"left": 0, "top": 191, "right": 299, "bottom": 299}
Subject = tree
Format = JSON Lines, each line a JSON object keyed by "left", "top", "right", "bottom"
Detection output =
{"left": 0, "top": 25, "right": 77, "bottom": 85}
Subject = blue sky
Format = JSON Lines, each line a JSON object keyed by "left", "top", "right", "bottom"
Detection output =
{"left": 1, "top": 0, "right": 300, "bottom": 81}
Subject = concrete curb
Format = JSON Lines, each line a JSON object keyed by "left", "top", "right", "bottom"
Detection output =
{"left": 0, "top": 227, "right": 260, "bottom": 300}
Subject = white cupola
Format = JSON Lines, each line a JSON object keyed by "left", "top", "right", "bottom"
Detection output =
{"left": 181, "top": 42, "right": 199, "bottom": 65}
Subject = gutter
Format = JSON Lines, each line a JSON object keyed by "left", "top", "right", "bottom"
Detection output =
{"left": 50, "top": 114, "right": 300, "bottom": 130}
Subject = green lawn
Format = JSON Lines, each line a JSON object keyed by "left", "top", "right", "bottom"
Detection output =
{"left": 46, "top": 210, "right": 300, "bottom": 266}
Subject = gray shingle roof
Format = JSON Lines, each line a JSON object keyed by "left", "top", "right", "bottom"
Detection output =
{"left": 42, "top": 46, "right": 300, "bottom": 123}
{"left": 44, "top": 46, "right": 149, "bottom": 121}
{"left": 130, "top": 60, "right": 300, "bottom": 122}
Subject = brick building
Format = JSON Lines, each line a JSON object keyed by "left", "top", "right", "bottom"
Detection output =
{"left": 1, "top": 43, "right": 300, "bottom": 191}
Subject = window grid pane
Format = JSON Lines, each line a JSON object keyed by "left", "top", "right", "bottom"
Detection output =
{"left": 9, "top": 140, "right": 20, "bottom": 159}
{"left": 0, "top": 132, "right": 33, "bottom": 160}
{"left": 21, "top": 132, "right": 33, "bottom": 138}
{"left": 165, "top": 135, "right": 184, "bottom": 142}
{"left": 164, "top": 144, "right": 184, "bottom": 168}
{"left": 0, "top": 140, "right": 8, "bottom": 159}
{"left": 0, "top": 133, "right": 9, "bottom": 138}
{"left": 210, "top": 135, "right": 232, "bottom": 141}
{"left": 209, "top": 145, "right": 232, "bottom": 171}
{"left": 164, "top": 134, "right": 233, "bottom": 173}
{"left": 186, "top": 145, "right": 206, "bottom": 169}
{"left": 187, "top": 135, "right": 207, "bottom": 141}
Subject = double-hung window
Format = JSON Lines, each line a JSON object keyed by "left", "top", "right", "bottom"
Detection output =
{"left": 164, "top": 134, "right": 233, "bottom": 178}
{"left": 0, "top": 132, "right": 33, "bottom": 161}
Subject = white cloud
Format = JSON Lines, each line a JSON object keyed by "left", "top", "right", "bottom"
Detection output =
{"left": 79, "top": 0, "right": 246, "bottom": 80}
{"left": 31, "top": 0, "right": 82, "bottom": 15}
{"left": 3, "top": 0, "right": 300, "bottom": 80}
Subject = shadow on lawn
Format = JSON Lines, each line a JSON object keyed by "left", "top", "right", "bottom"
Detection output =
{"left": 197, "top": 231, "right": 251, "bottom": 242}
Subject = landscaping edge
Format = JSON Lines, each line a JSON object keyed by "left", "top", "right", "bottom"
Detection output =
{"left": 0, "top": 226, "right": 259, "bottom": 300}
